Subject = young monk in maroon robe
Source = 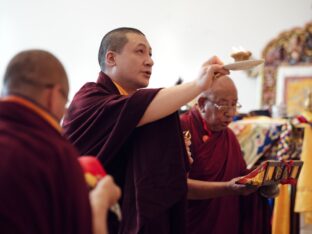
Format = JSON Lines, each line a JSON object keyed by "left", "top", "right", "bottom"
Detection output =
{"left": 0, "top": 50, "right": 121, "bottom": 234}
{"left": 62, "top": 27, "right": 232, "bottom": 234}
{"left": 180, "top": 75, "right": 277, "bottom": 234}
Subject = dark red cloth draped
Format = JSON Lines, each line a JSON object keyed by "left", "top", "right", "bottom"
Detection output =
{"left": 180, "top": 106, "right": 271, "bottom": 234}
{"left": 63, "top": 72, "right": 189, "bottom": 234}
{"left": 0, "top": 100, "right": 92, "bottom": 234}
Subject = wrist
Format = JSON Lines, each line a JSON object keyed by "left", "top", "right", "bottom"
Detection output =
{"left": 224, "top": 181, "right": 233, "bottom": 195}
{"left": 192, "top": 80, "right": 205, "bottom": 93}
{"left": 90, "top": 192, "right": 110, "bottom": 216}
{"left": 92, "top": 207, "right": 108, "bottom": 234}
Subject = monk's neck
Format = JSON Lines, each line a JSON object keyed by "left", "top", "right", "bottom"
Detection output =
{"left": 104, "top": 71, "right": 138, "bottom": 94}
{"left": 111, "top": 78, "right": 137, "bottom": 95}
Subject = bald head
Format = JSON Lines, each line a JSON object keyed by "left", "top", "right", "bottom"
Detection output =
{"left": 3, "top": 49, "right": 68, "bottom": 99}
{"left": 2, "top": 49, "right": 69, "bottom": 121}
{"left": 202, "top": 75, "right": 237, "bottom": 100}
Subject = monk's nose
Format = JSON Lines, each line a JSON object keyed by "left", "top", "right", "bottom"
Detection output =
{"left": 225, "top": 107, "right": 237, "bottom": 118}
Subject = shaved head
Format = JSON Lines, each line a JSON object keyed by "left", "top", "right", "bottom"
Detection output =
{"left": 201, "top": 75, "right": 237, "bottom": 100}
{"left": 3, "top": 50, "right": 68, "bottom": 100}
{"left": 98, "top": 27, "right": 145, "bottom": 72}
{"left": 2, "top": 49, "right": 69, "bottom": 121}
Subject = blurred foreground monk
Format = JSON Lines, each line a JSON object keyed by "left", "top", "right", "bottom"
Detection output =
{"left": 0, "top": 50, "right": 121, "bottom": 234}
{"left": 62, "top": 27, "right": 235, "bottom": 234}
{"left": 180, "top": 75, "right": 277, "bottom": 234}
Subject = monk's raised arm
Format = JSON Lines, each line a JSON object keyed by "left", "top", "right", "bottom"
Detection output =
{"left": 137, "top": 56, "right": 229, "bottom": 126}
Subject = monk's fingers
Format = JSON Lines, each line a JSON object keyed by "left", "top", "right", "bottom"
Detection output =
{"left": 196, "top": 64, "right": 229, "bottom": 91}
{"left": 202, "top": 56, "right": 224, "bottom": 66}
{"left": 95, "top": 175, "right": 121, "bottom": 206}
{"left": 203, "top": 65, "right": 229, "bottom": 82}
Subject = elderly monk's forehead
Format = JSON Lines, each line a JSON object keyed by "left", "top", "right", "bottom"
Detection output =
{"left": 209, "top": 76, "right": 237, "bottom": 100}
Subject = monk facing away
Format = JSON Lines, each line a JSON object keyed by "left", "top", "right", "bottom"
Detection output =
{"left": 180, "top": 75, "right": 279, "bottom": 234}
{"left": 62, "top": 27, "right": 256, "bottom": 234}
{"left": 0, "top": 50, "right": 121, "bottom": 234}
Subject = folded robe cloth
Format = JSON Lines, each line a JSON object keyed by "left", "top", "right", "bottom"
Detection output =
{"left": 295, "top": 121, "right": 312, "bottom": 224}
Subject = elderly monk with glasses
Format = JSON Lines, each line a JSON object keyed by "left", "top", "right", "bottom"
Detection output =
{"left": 180, "top": 75, "right": 278, "bottom": 234}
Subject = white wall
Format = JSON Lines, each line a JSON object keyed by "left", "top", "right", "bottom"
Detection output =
{"left": 1, "top": 0, "right": 311, "bottom": 112}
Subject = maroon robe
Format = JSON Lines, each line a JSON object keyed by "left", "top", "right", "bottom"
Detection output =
{"left": 63, "top": 72, "right": 189, "bottom": 234}
{"left": 180, "top": 106, "right": 271, "bottom": 234}
{"left": 0, "top": 97, "right": 92, "bottom": 234}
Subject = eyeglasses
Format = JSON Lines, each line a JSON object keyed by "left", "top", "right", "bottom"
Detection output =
{"left": 213, "top": 102, "right": 242, "bottom": 112}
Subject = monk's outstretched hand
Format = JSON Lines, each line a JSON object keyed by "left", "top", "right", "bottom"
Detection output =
{"left": 196, "top": 56, "right": 230, "bottom": 91}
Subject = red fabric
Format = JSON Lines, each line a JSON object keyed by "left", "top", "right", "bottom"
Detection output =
{"left": 180, "top": 106, "right": 271, "bottom": 234}
{"left": 0, "top": 99, "right": 92, "bottom": 234}
{"left": 79, "top": 156, "right": 107, "bottom": 177}
{"left": 63, "top": 72, "right": 189, "bottom": 234}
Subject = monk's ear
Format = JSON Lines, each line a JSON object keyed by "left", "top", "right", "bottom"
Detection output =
{"left": 41, "top": 86, "right": 53, "bottom": 112}
{"left": 46, "top": 85, "right": 59, "bottom": 113}
{"left": 105, "top": 51, "right": 116, "bottom": 67}
{"left": 198, "top": 96, "right": 207, "bottom": 112}
{"left": 51, "top": 86, "right": 58, "bottom": 109}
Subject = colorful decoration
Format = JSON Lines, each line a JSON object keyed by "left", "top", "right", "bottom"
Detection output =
{"left": 237, "top": 160, "right": 303, "bottom": 187}
{"left": 261, "top": 21, "right": 312, "bottom": 107}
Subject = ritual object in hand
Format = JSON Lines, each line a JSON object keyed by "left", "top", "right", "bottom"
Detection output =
{"left": 78, "top": 156, "right": 122, "bottom": 221}
{"left": 79, "top": 156, "right": 107, "bottom": 187}
{"left": 223, "top": 47, "right": 264, "bottom": 71}
{"left": 236, "top": 160, "right": 303, "bottom": 187}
